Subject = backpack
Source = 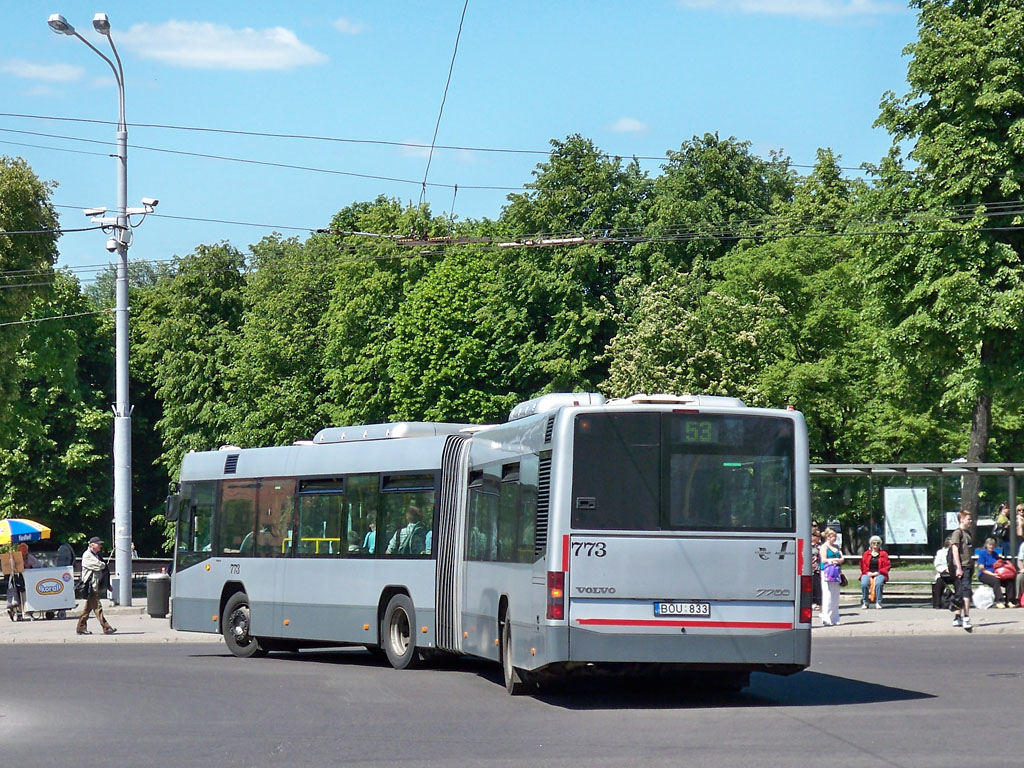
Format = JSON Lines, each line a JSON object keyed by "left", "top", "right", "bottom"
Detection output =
{"left": 940, "top": 587, "right": 954, "bottom": 611}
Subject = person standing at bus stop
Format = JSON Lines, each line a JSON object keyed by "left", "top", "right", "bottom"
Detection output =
{"left": 819, "top": 528, "right": 844, "bottom": 627}
{"left": 949, "top": 510, "right": 974, "bottom": 633}
{"left": 76, "top": 537, "right": 116, "bottom": 636}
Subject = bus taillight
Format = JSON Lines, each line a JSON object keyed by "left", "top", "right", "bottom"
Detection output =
{"left": 546, "top": 571, "right": 565, "bottom": 620}
{"left": 799, "top": 575, "right": 812, "bottom": 623}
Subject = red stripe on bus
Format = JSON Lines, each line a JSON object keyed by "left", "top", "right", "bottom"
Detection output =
{"left": 562, "top": 534, "right": 570, "bottom": 572}
{"left": 575, "top": 619, "right": 793, "bottom": 630}
{"left": 797, "top": 538, "right": 804, "bottom": 573}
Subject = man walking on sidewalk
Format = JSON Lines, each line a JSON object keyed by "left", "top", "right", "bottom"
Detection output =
{"left": 76, "top": 537, "right": 117, "bottom": 636}
{"left": 949, "top": 511, "right": 974, "bottom": 633}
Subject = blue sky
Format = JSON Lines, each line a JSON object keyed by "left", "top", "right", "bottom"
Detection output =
{"left": 1, "top": 1, "right": 919, "bottom": 280}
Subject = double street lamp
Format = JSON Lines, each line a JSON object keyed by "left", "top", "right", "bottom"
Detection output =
{"left": 48, "top": 12, "right": 157, "bottom": 606}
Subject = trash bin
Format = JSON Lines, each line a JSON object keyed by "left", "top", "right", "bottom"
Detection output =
{"left": 146, "top": 572, "right": 171, "bottom": 618}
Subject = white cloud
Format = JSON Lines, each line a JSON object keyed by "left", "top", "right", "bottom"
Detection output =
{"left": 23, "top": 85, "right": 64, "bottom": 97}
{"left": 118, "top": 21, "right": 328, "bottom": 71}
{"left": 677, "top": 0, "right": 902, "bottom": 18}
{"left": 1, "top": 59, "right": 84, "bottom": 82}
{"left": 399, "top": 140, "right": 433, "bottom": 159}
{"left": 609, "top": 117, "right": 650, "bottom": 135}
{"left": 334, "top": 17, "right": 369, "bottom": 35}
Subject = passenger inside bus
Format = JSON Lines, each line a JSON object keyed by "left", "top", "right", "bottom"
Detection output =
{"left": 386, "top": 505, "right": 428, "bottom": 555}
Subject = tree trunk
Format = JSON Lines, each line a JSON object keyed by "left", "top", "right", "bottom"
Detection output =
{"left": 959, "top": 391, "right": 992, "bottom": 521}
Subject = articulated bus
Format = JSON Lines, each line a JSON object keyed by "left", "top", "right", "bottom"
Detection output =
{"left": 168, "top": 392, "right": 811, "bottom": 693}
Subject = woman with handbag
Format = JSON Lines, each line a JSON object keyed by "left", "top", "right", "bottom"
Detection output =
{"left": 819, "top": 528, "right": 844, "bottom": 626}
{"left": 859, "top": 536, "right": 891, "bottom": 609}
{"left": 976, "top": 537, "right": 1018, "bottom": 609}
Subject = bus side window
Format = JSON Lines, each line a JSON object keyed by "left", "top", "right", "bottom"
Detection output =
{"left": 178, "top": 480, "right": 216, "bottom": 569}
{"left": 381, "top": 474, "right": 434, "bottom": 557}
{"left": 259, "top": 479, "right": 296, "bottom": 557}
{"left": 467, "top": 470, "right": 499, "bottom": 561}
{"left": 220, "top": 481, "right": 259, "bottom": 556}
{"left": 499, "top": 464, "right": 520, "bottom": 563}
{"left": 346, "top": 474, "right": 379, "bottom": 556}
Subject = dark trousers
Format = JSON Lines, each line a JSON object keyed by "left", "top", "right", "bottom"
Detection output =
{"left": 978, "top": 570, "right": 1017, "bottom": 605}
{"left": 932, "top": 573, "right": 954, "bottom": 609}
{"left": 76, "top": 591, "right": 112, "bottom": 633}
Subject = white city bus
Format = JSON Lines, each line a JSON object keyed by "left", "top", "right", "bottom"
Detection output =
{"left": 168, "top": 392, "right": 812, "bottom": 693}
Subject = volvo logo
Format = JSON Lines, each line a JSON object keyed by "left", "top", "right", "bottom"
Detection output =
{"left": 575, "top": 586, "right": 616, "bottom": 594}
{"left": 756, "top": 541, "right": 794, "bottom": 561}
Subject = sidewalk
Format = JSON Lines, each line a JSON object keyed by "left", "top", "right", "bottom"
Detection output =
{"left": 813, "top": 594, "right": 1024, "bottom": 637}
{"left": 0, "top": 602, "right": 221, "bottom": 644}
{"left": 5, "top": 596, "right": 1024, "bottom": 644}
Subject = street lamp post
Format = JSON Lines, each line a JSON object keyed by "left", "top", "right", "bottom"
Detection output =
{"left": 49, "top": 12, "right": 156, "bottom": 606}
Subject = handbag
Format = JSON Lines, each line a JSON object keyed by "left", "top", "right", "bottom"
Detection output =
{"left": 74, "top": 577, "right": 91, "bottom": 599}
{"left": 868, "top": 575, "right": 876, "bottom": 602}
{"left": 992, "top": 560, "right": 1017, "bottom": 580}
{"left": 823, "top": 563, "right": 841, "bottom": 583}
{"left": 840, "top": 572, "right": 849, "bottom": 587}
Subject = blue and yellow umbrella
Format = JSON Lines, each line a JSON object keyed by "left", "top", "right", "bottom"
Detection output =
{"left": 0, "top": 518, "right": 52, "bottom": 546}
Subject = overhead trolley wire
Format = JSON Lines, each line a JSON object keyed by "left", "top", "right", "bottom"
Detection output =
{"left": 0, "top": 111, "right": 879, "bottom": 173}
{"left": 0, "top": 126, "right": 519, "bottom": 191}
{"left": 419, "top": 0, "right": 471, "bottom": 207}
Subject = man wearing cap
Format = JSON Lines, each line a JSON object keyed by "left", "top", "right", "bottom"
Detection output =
{"left": 76, "top": 537, "right": 116, "bottom": 635}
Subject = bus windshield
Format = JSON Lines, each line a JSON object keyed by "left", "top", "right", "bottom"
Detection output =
{"left": 571, "top": 412, "right": 795, "bottom": 532}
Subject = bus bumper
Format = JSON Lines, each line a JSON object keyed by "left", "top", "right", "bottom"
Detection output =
{"left": 567, "top": 625, "right": 810, "bottom": 671}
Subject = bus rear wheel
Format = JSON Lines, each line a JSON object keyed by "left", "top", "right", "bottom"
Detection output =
{"left": 223, "top": 592, "right": 267, "bottom": 658}
{"left": 502, "top": 614, "right": 533, "bottom": 695}
{"left": 382, "top": 594, "right": 419, "bottom": 669}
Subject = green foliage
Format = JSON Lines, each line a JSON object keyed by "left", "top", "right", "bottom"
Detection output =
{"left": 228, "top": 234, "right": 335, "bottom": 445}
{"left": 133, "top": 243, "right": 247, "bottom": 473}
{"left": 0, "top": 271, "right": 111, "bottom": 541}
{"left": 0, "top": 156, "right": 59, "bottom": 415}
{"left": 388, "top": 248, "right": 521, "bottom": 423}
{"left": 872, "top": 0, "right": 1024, "bottom": 468}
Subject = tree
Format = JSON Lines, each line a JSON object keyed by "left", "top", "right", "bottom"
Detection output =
{"left": 0, "top": 156, "right": 59, "bottom": 420}
{"left": 133, "top": 243, "right": 247, "bottom": 474}
{"left": 388, "top": 247, "right": 522, "bottom": 423}
{"left": 641, "top": 133, "right": 793, "bottom": 272}
{"left": 0, "top": 271, "right": 112, "bottom": 542}
{"left": 83, "top": 259, "right": 171, "bottom": 308}
{"left": 228, "top": 233, "right": 336, "bottom": 445}
{"left": 321, "top": 198, "right": 442, "bottom": 426}
{"left": 497, "top": 137, "right": 650, "bottom": 394}
{"left": 873, "top": 0, "right": 1024, "bottom": 511}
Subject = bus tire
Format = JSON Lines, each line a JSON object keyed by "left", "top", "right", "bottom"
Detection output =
{"left": 502, "top": 614, "right": 532, "bottom": 695}
{"left": 382, "top": 594, "right": 419, "bottom": 670}
{"left": 222, "top": 592, "right": 267, "bottom": 658}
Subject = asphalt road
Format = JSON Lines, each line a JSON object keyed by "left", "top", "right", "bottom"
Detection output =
{"left": 1, "top": 635, "right": 1021, "bottom": 768}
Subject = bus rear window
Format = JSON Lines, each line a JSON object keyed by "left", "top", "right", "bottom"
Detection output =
{"left": 572, "top": 412, "right": 795, "bottom": 532}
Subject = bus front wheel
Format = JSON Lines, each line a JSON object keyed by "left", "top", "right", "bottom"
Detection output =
{"left": 223, "top": 592, "right": 267, "bottom": 658}
{"left": 501, "top": 614, "right": 533, "bottom": 695}
{"left": 382, "top": 594, "right": 419, "bottom": 670}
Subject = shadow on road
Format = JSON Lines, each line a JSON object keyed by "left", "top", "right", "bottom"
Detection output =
{"left": 186, "top": 646, "right": 933, "bottom": 710}
{"left": 524, "top": 670, "right": 934, "bottom": 711}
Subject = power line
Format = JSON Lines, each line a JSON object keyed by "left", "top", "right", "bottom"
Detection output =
{"left": 0, "top": 111, "right": 877, "bottom": 173}
{"left": 0, "top": 138, "right": 111, "bottom": 158}
{"left": 0, "top": 126, "right": 520, "bottom": 191}
{"left": 420, "top": 0, "right": 470, "bottom": 207}
{"left": 0, "top": 309, "right": 109, "bottom": 328}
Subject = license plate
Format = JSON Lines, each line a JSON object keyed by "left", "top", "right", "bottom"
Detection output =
{"left": 654, "top": 601, "right": 711, "bottom": 617}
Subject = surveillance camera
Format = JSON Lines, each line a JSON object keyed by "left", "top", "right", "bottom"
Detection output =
{"left": 83, "top": 207, "right": 107, "bottom": 217}
{"left": 105, "top": 238, "right": 119, "bottom": 253}
{"left": 141, "top": 197, "right": 159, "bottom": 208}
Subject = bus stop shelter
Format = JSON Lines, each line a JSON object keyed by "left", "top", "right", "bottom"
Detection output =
{"left": 809, "top": 462, "right": 1023, "bottom": 556}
